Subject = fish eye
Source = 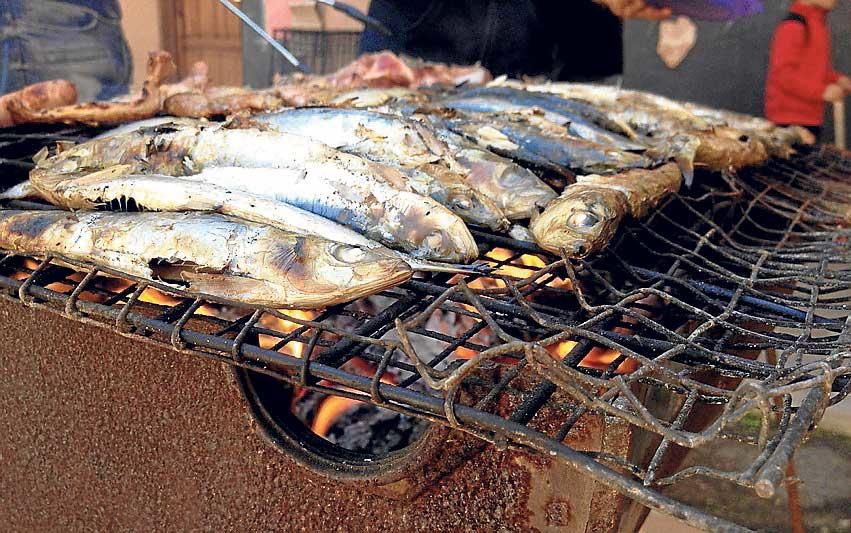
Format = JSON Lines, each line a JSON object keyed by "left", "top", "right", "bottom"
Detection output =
{"left": 450, "top": 197, "right": 473, "bottom": 211}
{"left": 567, "top": 211, "right": 600, "bottom": 229}
{"left": 498, "top": 168, "right": 524, "bottom": 186}
{"left": 425, "top": 230, "right": 447, "bottom": 251}
{"left": 331, "top": 244, "right": 367, "bottom": 263}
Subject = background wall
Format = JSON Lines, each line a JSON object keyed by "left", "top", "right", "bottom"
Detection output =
{"left": 623, "top": 1, "right": 851, "bottom": 142}
{"left": 118, "top": 0, "right": 163, "bottom": 91}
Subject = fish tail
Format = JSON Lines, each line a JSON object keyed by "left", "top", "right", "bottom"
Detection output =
{"left": 0, "top": 180, "right": 39, "bottom": 201}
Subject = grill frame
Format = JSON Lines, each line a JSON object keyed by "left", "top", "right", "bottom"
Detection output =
{"left": 0, "top": 127, "right": 850, "bottom": 532}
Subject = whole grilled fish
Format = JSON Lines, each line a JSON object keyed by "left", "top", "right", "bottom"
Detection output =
{"left": 31, "top": 124, "right": 478, "bottom": 263}
{"left": 252, "top": 107, "right": 509, "bottom": 231}
{"left": 576, "top": 163, "right": 682, "bottom": 218}
{"left": 530, "top": 163, "right": 682, "bottom": 257}
{"left": 531, "top": 83, "right": 769, "bottom": 172}
{"left": 681, "top": 102, "right": 809, "bottom": 157}
{"left": 435, "top": 111, "right": 654, "bottom": 176}
{"left": 0, "top": 210, "right": 412, "bottom": 309}
{"left": 437, "top": 91, "right": 646, "bottom": 151}
{"left": 20, "top": 166, "right": 476, "bottom": 274}
{"left": 466, "top": 85, "right": 638, "bottom": 139}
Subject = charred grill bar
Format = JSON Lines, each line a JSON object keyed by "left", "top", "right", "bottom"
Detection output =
{"left": 1, "top": 126, "right": 850, "bottom": 531}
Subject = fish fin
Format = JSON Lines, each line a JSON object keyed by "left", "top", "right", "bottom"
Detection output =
{"left": 32, "top": 146, "right": 50, "bottom": 165}
{"left": 671, "top": 135, "right": 701, "bottom": 188}
{"left": 54, "top": 140, "right": 77, "bottom": 155}
{"left": 269, "top": 241, "right": 300, "bottom": 274}
{"left": 180, "top": 271, "right": 268, "bottom": 303}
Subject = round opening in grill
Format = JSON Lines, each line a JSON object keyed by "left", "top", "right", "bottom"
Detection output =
{"left": 234, "top": 368, "right": 441, "bottom": 484}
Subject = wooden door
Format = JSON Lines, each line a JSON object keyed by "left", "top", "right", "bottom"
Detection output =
{"left": 160, "top": 0, "right": 244, "bottom": 86}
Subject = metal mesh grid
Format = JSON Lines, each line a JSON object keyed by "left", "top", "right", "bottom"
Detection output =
{"left": 0, "top": 128, "right": 849, "bottom": 531}
{"left": 272, "top": 28, "right": 361, "bottom": 75}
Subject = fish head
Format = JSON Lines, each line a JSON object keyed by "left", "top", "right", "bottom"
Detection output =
{"left": 392, "top": 193, "right": 479, "bottom": 264}
{"left": 457, "top": 148, "right": 557, "bottom": 220}
{"left": 296, "top": 239, "right": 413, "bottom": 299}
{"left": 530, "top": 185, "right": 626, "bottom": 258}
{"left": 491, "top": 161, "right": 558, "bottom": 217}
{"left": 418, "top": 162, "right": 510, "bottom": 232}
{"left": 445, "top": 186, "right": 510, "bottom": 232}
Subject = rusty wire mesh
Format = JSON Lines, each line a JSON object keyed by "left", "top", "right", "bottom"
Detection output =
{"left": 0, "top": 127, "right": 849, "bottom": 531}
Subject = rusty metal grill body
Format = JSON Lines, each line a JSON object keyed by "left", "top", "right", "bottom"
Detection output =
{"left": 0, "top": 126, "right": 849, "bottom": 531}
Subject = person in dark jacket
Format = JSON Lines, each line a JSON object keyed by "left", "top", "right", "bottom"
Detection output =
{"left": 360, "top": 0, "right": 670, "bottom": 82}
{"left": 764, "top": 0, "right": 850, "bottom": 138}
{"left": 0, "top": 0, "right": 132, "bottom": 100}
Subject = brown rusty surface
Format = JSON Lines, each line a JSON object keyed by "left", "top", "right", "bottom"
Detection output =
{"left": 0, "top": 300, "right": 644, "bottom": 532}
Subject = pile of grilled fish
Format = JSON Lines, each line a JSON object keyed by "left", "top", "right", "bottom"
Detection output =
{"left": 0, "top": 61, "right": 812, "bottom": 309}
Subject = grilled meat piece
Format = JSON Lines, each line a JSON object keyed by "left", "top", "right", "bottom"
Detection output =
{"left": 7, "top": 51, "right": 175, "bottom": 127}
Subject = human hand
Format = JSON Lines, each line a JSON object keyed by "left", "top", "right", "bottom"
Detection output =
{"left": 595, "top": 0, "right": 672, "bottom": 20}
{"left": 838, "top": 75, "right": 851, "bottom": 94}
{"left": 823, "top": 83, "right": 844, "bottom": 102}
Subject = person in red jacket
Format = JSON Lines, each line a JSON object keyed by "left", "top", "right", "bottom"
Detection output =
{"left": 765, "top": 0, "right": 851, "bottom": 139}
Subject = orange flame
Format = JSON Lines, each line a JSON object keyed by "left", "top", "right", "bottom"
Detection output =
{"left": 546, "top": 340, "right": 638, "bottom": 374}
{"left": 467, "top": 247, "right": 572, "bottom": 291}
{"left": 310, "top": 357, "right": 396, "bottom": 437}
{"left": 311, "top": 395, "right": 360, "bottom": 436}
{"left": 258, "top": 310, "right": 319, "bottom": 358}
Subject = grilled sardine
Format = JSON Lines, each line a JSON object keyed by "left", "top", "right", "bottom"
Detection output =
{"left": 0, "top": 210, "right": 412, "bottom": 309}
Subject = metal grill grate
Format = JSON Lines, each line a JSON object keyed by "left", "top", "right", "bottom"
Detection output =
{"left": 0, "top": 128, "right": 849, "bottom": 531}
{"left": 272, "top": 29, "right": 361, "bottom": 75}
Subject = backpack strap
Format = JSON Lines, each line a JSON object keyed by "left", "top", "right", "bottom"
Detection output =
{"left": 782, "top": 12, "right": 807, "bottom": 26}
{"left": 781, "top": 12, "right": 809, "bottom": 43}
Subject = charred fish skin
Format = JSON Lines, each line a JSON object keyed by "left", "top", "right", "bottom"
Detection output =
{"left": 253, "top": 108, "right": 510, "bottom": 232}
{"left": 530, "top": 184, "right": 627, "bottom": 258}
{"left": 576, "top": 163, "right": 682, "bottom": 218}
{"left": 531, "top": 163, "right": 683, "bottom": 257}
{"left": 32, "top": 124, "right": 479, "bottom": 263}
{"left": 29, "top": 166, "right": 381, "bottom": 248}
{"left": 0, "top": 210, "right": 412, "bottom": 309}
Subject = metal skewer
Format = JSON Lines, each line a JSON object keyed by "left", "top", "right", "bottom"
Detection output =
{"left": 216, "top": 0, "right": 311, "bottom": 74}
{"left": 315, "top": 0, "right": 394, "bottom": 36}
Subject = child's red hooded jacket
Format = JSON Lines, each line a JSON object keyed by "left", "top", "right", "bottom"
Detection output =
{"left": 764, "top": 2, "right": 840, "bottom": 126}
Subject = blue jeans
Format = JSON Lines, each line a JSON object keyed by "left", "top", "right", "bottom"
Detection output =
{"left": 0, "top": 0, "right": 131, "bottom": 101}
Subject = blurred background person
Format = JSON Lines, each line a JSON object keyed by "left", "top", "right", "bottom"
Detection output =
{"left": 0, "top": 0, "right": 132, "bottom": 101}
{"left": 764, "top": 0, "right": 851, "bottom": 139}
{"left": 360, "top": 0, "right": 671, "bottom": 82}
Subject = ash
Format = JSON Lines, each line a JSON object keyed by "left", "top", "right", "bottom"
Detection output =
{"left": 325, "top": 406, "right": 428, "bottom": 455}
